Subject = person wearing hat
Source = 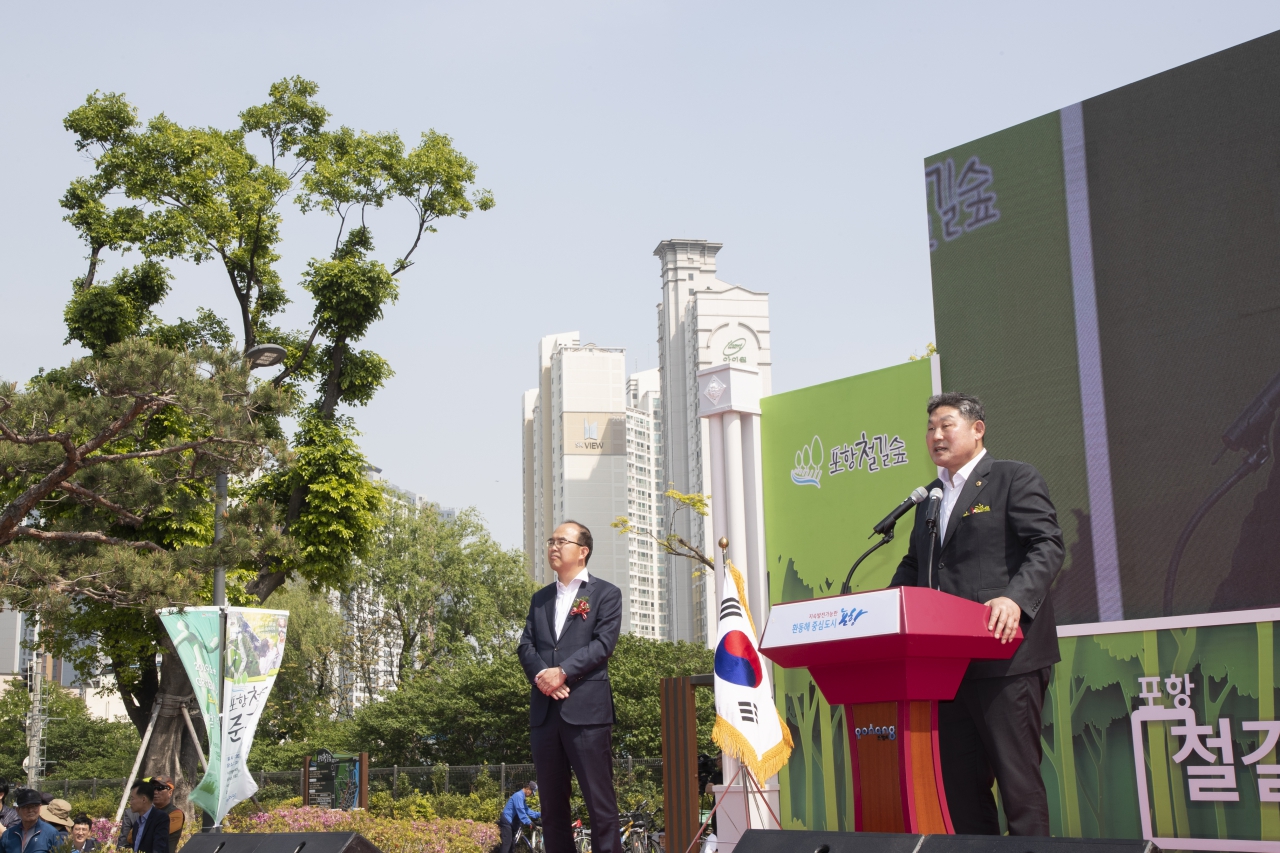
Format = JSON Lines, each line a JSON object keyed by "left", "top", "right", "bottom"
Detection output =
{"left": 36, "top": 801, "right": 70, "bottom": 836}
{"left": 142, "top": 779, "right": 182, "bottom": 852}
{"left": 0, "top": 780, "right": 18, "bottom": 831}
{"left": 497, "top": 781, "right": 540, "bottom": 853}
{"left": 0, "top": 788, "right": 60, "bottom": 853}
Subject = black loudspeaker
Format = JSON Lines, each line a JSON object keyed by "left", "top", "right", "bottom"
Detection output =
{"left": 180, "top": 833, "right": 382, "bottom": 853}
{"left": 733, "top": 829, "right": 1161, "bottom": 853}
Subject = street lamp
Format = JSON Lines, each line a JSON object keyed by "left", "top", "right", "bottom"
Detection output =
{"left": 243, "top": 343, "right": 287, "bottom": 369}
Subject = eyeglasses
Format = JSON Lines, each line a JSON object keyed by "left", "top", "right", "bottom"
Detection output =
{"left": 546, "top": 537, "right": 582, "bottom": 549}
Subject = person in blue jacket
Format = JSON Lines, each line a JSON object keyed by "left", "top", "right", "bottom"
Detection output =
{"left": 498, "top": 781, "right": 541, "bottom": 853}
{"left": 0, "top": 788, "right": 59, "bottom": 853}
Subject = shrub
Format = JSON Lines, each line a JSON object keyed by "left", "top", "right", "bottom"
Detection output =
{"left": 224, "top": 807, "right": 496, "bottom": 853}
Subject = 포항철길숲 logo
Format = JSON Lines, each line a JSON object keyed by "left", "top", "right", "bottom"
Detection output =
{"left": 792, "top": 436, "right": 823, "bottom": 488}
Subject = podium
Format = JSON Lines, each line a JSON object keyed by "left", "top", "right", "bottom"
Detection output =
{"left": 759, "top": 586, "right": 1022, "bottom": 835}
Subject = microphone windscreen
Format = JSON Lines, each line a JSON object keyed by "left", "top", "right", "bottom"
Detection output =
{"left": 929, "top": 487, "right": 944, "bottom": 500}
{"left": 910, "top": 486, "right": 929, "bottom": 503}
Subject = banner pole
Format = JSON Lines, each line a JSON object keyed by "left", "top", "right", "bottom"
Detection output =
{"left": 116, "top": 701, "right": 160, "bottom": 824}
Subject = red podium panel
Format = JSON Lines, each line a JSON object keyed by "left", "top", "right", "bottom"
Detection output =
{"left": 760, "top": 587, "right": 1022, "bottom": 835}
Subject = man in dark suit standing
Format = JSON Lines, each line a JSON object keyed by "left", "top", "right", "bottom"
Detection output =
{"left": 518, "top": 520, "right": 623, "bottom": 853}
{"left": 890, "top": 392, "right": 1063, "bottom": 836}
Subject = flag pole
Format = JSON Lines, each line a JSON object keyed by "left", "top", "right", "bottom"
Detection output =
{"left": 744, "top": 767, "right": 782, "bottom": 829}
{"left": 682, "top": 765, "right": 744, "bottom": 853}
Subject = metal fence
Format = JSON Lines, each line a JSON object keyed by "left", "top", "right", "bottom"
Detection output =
{"left": 40, "top": 758, "right": 664, "bottom": 804}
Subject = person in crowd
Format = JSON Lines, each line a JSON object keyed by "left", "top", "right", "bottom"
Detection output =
{"left": 0, "top": 781, "right": 18, "bottom": 830}
{"left": 68, "top": 816, "right": 97, "bottom": 853}
{"left": 890, "top": 392, "right": 1063, "bottom": 836}
{"left": 0, "top": 788, "right": 60, "bottom": 853}
{"left": 118, "top": 782, "right": 167, "bottom": 853}
{"left": 497, "top": 781, "right": 540, "bottom": 853}
{"left": 36, "top": 801, "right": 70, "bottom": 836}
{"left": 143, "top": 779, "right": 182, "bottom": 852}
{"left": 518, "top": 520, "right": 623, "bottom": 853}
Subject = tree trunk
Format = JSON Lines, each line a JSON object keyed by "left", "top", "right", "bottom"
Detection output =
{"left": 134, "top": 636, "right": 207, "bottom": 829}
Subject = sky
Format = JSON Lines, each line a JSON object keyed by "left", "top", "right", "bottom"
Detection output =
{"left": 3, "top": 2, "right": 1279, "bottom": 549}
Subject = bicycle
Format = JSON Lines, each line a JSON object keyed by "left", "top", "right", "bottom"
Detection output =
{"left": 513, "top": 817, "right": 545, "bottom": 853}
{"left": 572, "top": 817, "right": 591, "bottom": 853}
{"left": 619, "top": 800, "right": 663, "bottom": 853}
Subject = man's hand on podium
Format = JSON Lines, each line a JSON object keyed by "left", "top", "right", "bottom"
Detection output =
{"left": 984, "top": 596, "right": 1022, "bottom": 644}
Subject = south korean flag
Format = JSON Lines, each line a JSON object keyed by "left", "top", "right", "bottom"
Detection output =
{"left": 712, "top": 559, "right": 793, "bottom": 782}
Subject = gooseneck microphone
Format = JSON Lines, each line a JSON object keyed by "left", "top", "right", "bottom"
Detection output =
{"left": 923, "top": 487, "right": 944, "bottom": 530}
{"left": 870, "top": 486, "right": 931, "bottom": 536}
{"left": 924, "top": 487, "right": 944, "bottom": 590}
{"left": 840, "top": 486, "right": 931, "bottom": 594}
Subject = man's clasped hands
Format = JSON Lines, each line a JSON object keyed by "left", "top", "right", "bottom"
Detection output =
{"left": 535, "top": 666, "right": 570, "bottom": 700}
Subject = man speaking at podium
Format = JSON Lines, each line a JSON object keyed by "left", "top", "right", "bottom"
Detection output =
{"left": 889, "top": 392, "right": 1064, "bottom": 836}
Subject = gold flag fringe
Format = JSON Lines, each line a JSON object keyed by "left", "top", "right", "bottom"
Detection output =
{"left": 712, "top": 711, "right": 795, "bottom": 783}
{"left": 712, "top": 558, "right": 794, "bottom": 781}
{"left": 724, "top": 559, "right": 757, "bottom": 639}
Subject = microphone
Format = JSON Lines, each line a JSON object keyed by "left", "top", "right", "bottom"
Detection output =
{"left": 923, "top": 487, "right": 944, "bottom": 530}
{"left": 1217, "top": 366, "right": 1280, "bottom": 461}
{"left": 871, "top": 486, "right": 931, "bottom": 536}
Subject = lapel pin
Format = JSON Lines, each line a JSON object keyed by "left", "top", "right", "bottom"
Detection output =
{"left": 975, "top": 480, "right": 982, "bottom": 487}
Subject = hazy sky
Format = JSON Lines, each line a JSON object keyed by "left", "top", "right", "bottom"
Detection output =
{"left": 3, "top": 2, "right": 1278, "bottom": 548}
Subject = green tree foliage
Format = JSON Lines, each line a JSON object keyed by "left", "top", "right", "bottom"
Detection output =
{"left": 58, "top": 77, "right": 493, "bottom": 603}
{"left": 342, "top": 634, "right": 715, "bottom": 767}
{"left": 0, "top": 681, "right": 139, "bottom": 781}
{"left": 0, "top": 341, "right": 290, "bottom": 732}
{"left": 608, "top": 634, "right": 716, "bottom": 759}
{"left": 251, "top": 583, "right": 350, "bottom": 771}
{"left": 360, "top": 500, "right": 534, "bottom": 683}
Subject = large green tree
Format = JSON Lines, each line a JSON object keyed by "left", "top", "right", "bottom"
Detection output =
{"left": 0, "top": 78, "right": 492, "bottom": 803}
{"left": 60, "top": 77, "right": 493, "bottom": 601}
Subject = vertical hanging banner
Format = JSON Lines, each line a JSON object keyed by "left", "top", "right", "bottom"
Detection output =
{"left": 158, "top": 607, "right": 224, "bottom": 821}
{"left": 159, "top": 606, "right": 288, "bottom": 824}
{"left": 218, "top": 608, "right": 289, "bottom": 820}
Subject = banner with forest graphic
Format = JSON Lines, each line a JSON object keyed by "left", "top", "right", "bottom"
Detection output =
{"left": 760, "top": 358, "right": 938, "bottom": 831}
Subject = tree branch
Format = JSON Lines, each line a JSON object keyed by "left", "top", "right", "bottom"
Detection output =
{"left": 390, "top": 209, "right": 431, "bottom": 276}
{"left": 15, "top": 526, "right": 165, "bottom": 553}
{"left": 271, "top": 322, "right": 322, "bottom": 388}
{"left": 59, "top": 481, "right": 145, "bottom": 527}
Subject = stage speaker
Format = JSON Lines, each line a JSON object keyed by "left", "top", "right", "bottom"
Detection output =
{"left": 733, "top": 829, "right": 1160, "bottom": 853}
{"left": 180, "top": 832, "right": 382, "bottom": 853}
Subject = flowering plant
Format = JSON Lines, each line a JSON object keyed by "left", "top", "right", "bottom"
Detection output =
{"left": 570, "top": 596, "right": 590, "bottom": 619}
{"left": 224, "top": 807, "right": 498, "bottom": 853}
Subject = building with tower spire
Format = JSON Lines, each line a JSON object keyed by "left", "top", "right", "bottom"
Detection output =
{"left": 654, "top": 240, "right": 771, "bottom": 646}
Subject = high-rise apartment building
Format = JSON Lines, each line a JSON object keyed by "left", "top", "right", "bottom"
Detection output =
{"left": 655, "top": 240, "right": 771, "bottom": 646}
{"left": 526, "top": 332, "right": 582, "bottom": 583}
{"left": 523, "top": 336, "right": 668, "bottom": 637}
{"left": 625, "top": 369, "right": 666, "bottom": 639}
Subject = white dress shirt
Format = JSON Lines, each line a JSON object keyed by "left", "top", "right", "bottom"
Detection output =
{"left": 939, "top": 448, "right": 986, "bottom": 542}
{"left": 553, "top": 569, "right": 590, "bottom": 640}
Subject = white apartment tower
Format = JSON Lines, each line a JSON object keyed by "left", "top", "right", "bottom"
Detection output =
{"left": 526, "top": 332, "right": 582, "bottom": 583}
{"left": 655, "top": 240, "right": 771, "bottom": 646}
{"left": 626, "top": 369, "right": 666, "bottom": 639}
{"left": 524, "top": 338, "right": 631, "bottom": 627}
{"left": 524, "top": 336, "right": 673, "bottom": 637}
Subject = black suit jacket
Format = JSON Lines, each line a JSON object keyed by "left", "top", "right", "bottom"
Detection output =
{"left": 517, "top": 573, "right": 622, "bottom": 726}
{"left": 889, "top": 455, "right": 1064, "bottom": 678}
{"left": 126, "top": 808, "right": 170, "bottom": 853}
